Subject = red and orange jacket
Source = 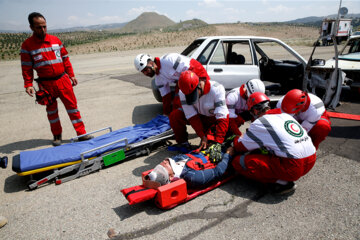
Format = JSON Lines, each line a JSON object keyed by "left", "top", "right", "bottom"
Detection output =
{"left": 21, "top": 34, "right": 74, "bottom": 88}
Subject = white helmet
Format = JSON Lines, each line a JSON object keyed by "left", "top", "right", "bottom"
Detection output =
{"left": 244, "top": 79, "right": 265, "bottom": 97}
{"left": 134, "top": 53, "right": 152, "bottom": 72}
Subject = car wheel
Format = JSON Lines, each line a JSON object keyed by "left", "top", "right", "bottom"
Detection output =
{"left": 151, "top": 78, "right": 163, "bottom": 102}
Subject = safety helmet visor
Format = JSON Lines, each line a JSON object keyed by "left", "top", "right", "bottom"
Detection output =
{"left": 185, "top": 86, "right": 199, "bottom": 105}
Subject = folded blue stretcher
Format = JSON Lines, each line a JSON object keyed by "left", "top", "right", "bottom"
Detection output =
{"left": 12, "top": 115, "right": 174, "bottom": 190}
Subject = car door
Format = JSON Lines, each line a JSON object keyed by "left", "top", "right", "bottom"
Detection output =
{"left": 303, "top": 37, "right": 343, "bottom": 109}
{"left": 202, "top": 39, "right": 260, "bottom": 90}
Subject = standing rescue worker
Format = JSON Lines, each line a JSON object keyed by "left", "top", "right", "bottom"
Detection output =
{"left": 276, "top": 89, "right": 331, "bottom": 149}
{"left": 134, "top": 53, "right": 210, "bottom": 116}
{"left": 21, "top": 12, "right": 93, "bottom": 146}
{"left": 226, "top": 79, "right": 265, "bottom": 136}
{"left": 231, "top": 92, "right": 317, "bottom": 194}
{"left": 169, "top": 70, "right": 229, "bottom": 150}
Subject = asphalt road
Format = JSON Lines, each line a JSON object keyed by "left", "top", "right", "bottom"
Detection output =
{"left": 0, "top": 46, "right": 359, "bottom": 240}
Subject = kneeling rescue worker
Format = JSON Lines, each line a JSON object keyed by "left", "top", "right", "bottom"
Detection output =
{"left": 169, "top": 70, "right": 229, "bottom": 151}
{"left": 134, "top": 53, "right": 210, "bottom": 116}
{"left": 226, "top": 78, "right": 265, "bottom": 136}
{"left": 277, "top": 89, "right": 331, "bottom": 149}
{"left": 231, "top": 92, "right": 317, "bottom": 194}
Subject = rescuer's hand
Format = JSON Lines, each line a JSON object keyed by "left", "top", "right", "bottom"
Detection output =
{"left": 199, "top": 136, "right": 208, "bottom": 151}
{"left": 70, "top": 76, "right": 78, "bottom": 86}
{"left": 26, "top": 86, "right": 35, "bottom": 97}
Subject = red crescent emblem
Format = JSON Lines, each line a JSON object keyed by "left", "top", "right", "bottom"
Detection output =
{"left": 290, "top": 123, "right": 299, "bottom": 133}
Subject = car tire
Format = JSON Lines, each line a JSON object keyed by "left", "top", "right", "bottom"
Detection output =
{"left": 151, "top": 78, "right": 163, "bottom": 102}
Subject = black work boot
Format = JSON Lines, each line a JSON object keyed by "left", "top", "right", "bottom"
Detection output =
{"left": 78, "top": 134, "right": 94, "bottom": 142}
{"left": 52, "top": 134, "right": 62, "bottom": 146}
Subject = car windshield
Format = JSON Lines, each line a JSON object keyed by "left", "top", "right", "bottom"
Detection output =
{"left": 342, "top": 38, "right": 360, "bottom": 54}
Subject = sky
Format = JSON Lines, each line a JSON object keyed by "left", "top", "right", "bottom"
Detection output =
{"left": 0, "top": 0, "right": 359, "bottom": 31}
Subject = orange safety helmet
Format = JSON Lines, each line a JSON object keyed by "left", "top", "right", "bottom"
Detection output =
{"left": 281, "top": 89, "right": 310, "bottom": 114}
{"left": 247, "top": 92, "right": 270, "bottom": 111}
{"left": 178, "top": 70, "right": 200, "bottom": 105}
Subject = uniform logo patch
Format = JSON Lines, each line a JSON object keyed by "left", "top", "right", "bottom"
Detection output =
{"left": 284, "top": 120, "right": 303, "bottom": 137}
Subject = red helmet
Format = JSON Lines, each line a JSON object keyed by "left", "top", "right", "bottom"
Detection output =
{"left": 247, "top": 92, "right": 270, "bottom": 110}
{"left": 178, "top": 70, "right": 200, "bottom": 105}
{"left": 281, "top": 89, "right": 310, "bottom": 114}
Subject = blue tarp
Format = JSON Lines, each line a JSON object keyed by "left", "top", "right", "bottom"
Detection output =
{"left": 13, "top": 115, "right": 171, "bottom": 173}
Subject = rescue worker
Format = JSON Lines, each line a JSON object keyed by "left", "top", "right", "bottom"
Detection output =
{"left": 169, "top": 70, "right": 229, "bottom": 150}
{"left": 226, "top": 79, "right": 265, "bottom": 136}
{"left": 21, "top": 12, "right": 93, "bottom": 146}
{"left": 231, "top": 92, "right": 317, "bottom": 194}
{"left": 276, "top": 89, "right": 331, "bottom": 149}
{"left": 144, "top": 146, "right": 234, "bottom": 189}
{"left": 134, "top": 53, "right": 210, "bottom": 116}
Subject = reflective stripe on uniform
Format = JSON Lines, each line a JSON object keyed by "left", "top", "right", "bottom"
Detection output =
{"left": 72, "top": 119, "right": 83, "bottom": 124}
{"left": 227, "top": 104, "right": 236, "bottom": 109}
{"left": 215, "top": 100, "right": 225, "bottom": 107}
{"left": 181, "top": 100, "right": 188, "bottom": 105}
{"left": 49, "top": 118, "right": 60, "bottom": 123}
{"left": 34, "top": 59, "right": 63, "bottom": 68}
{"left": 246, "top": 130, "right": 265, "bottom": 148}
{"left": 173, "top": 56, "right": 181, "bottom": 70}
{"left": 240, "top": 155, "right": 247, "bottom": 170}
{"left": 47, "top": 109, "right": 58, "bottom": 115}
{"left": 29, "top": 47, "right": 53, "bottom": 55}
{"left": 20, "top": 49, "right": 30, "bottom": 54}
{"left": 259, "top": 117, "right": 294, "bottom": 159}
{"left": 67, "top": 109, "right": 79, "bottom": 114}
{"left": 319, "top": 117, "right": 331, "bottom": 125}
{"left": 313, "top": 102, "right": 324, "bottom": 109}
{"left": 21, "top": 61, "right": 33, "bottom": 66}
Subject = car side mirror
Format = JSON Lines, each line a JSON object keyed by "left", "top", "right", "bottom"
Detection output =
{"left": 311, "top": 59, "right": 326, "bottom": 66}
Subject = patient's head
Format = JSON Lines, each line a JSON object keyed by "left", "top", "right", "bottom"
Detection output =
{"left": 145, "top": 158, "right": 184, "bottom": 187}
{"left": 147, "top": 163, "right": 170, "bottom": 186}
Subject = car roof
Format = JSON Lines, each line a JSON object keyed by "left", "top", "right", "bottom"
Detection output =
{"left": 195, "top": 36, "right": 282, "bottom": 41}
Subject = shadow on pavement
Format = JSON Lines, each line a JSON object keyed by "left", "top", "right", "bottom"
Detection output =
{"left": 112, "top": 180, "right": 287, "bottom": 240}
{"left": 0, "top": 139, "right": 50, "bottom": 154}
{"left": 132, "top": 104, "right": 163, "bottom": 125}
{"left": 3, "top": 173, "right": 29, "bottom": 193}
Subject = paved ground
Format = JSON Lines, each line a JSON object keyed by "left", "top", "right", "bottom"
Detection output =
{"left": 0, "top": 45, "right": 359, "bottom": 240}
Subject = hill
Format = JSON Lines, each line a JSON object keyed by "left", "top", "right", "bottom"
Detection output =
{"left": 164, "top": 19, "right": 208, "bottom": 31}
{"left": 120, "top": 12, "right": 175, "bottom": 33}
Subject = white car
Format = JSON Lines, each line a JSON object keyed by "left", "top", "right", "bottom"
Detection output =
{"left": 152, "top": 36, "right": 341, "bottom": 108}
{"left": 322, "top": 35, "right": 360, "bottom": 90}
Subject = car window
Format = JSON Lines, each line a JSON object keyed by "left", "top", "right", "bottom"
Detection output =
{"left": 343, "top": 38, "right": 360, "bottom": 54}
{"left": 253, "top": 41, "right": 299, "bottom": 62}
{"left": 198, "top": 40, "right": 218, "bottom": 64}
{"left": 209, "top": 42, "right": 226, "bottom": 64}
{"left": 226, "top": 41, "right": 253, "bottom": 65}
{"left": 209, "top": 40, "right": 253, "bottom": 65}
{"left": 181, "top": 39, "right": 205, "bottom": 57}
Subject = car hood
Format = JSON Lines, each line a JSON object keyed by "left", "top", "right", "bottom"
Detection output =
{"left": 324, "top": 52, "right": 360, "bottom": 71}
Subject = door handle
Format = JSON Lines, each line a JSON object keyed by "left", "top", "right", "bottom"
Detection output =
{"left": 214, "top": 68, "right": 223, "bottom": 72}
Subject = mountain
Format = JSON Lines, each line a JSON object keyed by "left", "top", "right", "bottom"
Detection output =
{"left": 286, "top": 13, "right": 360, "bottom": 24}
{"left": 50, "top": 22, "right": 128, "bottom": 33}
{"left": 120, "top": 12, "right": 175, "bottom": 33}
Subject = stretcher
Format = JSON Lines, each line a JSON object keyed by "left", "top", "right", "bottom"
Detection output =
{"left": 121, "top": 170, "right": 235, "bottom": 210}
{"left": 12, "top": 115, "right": 174, "bottom": 190}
